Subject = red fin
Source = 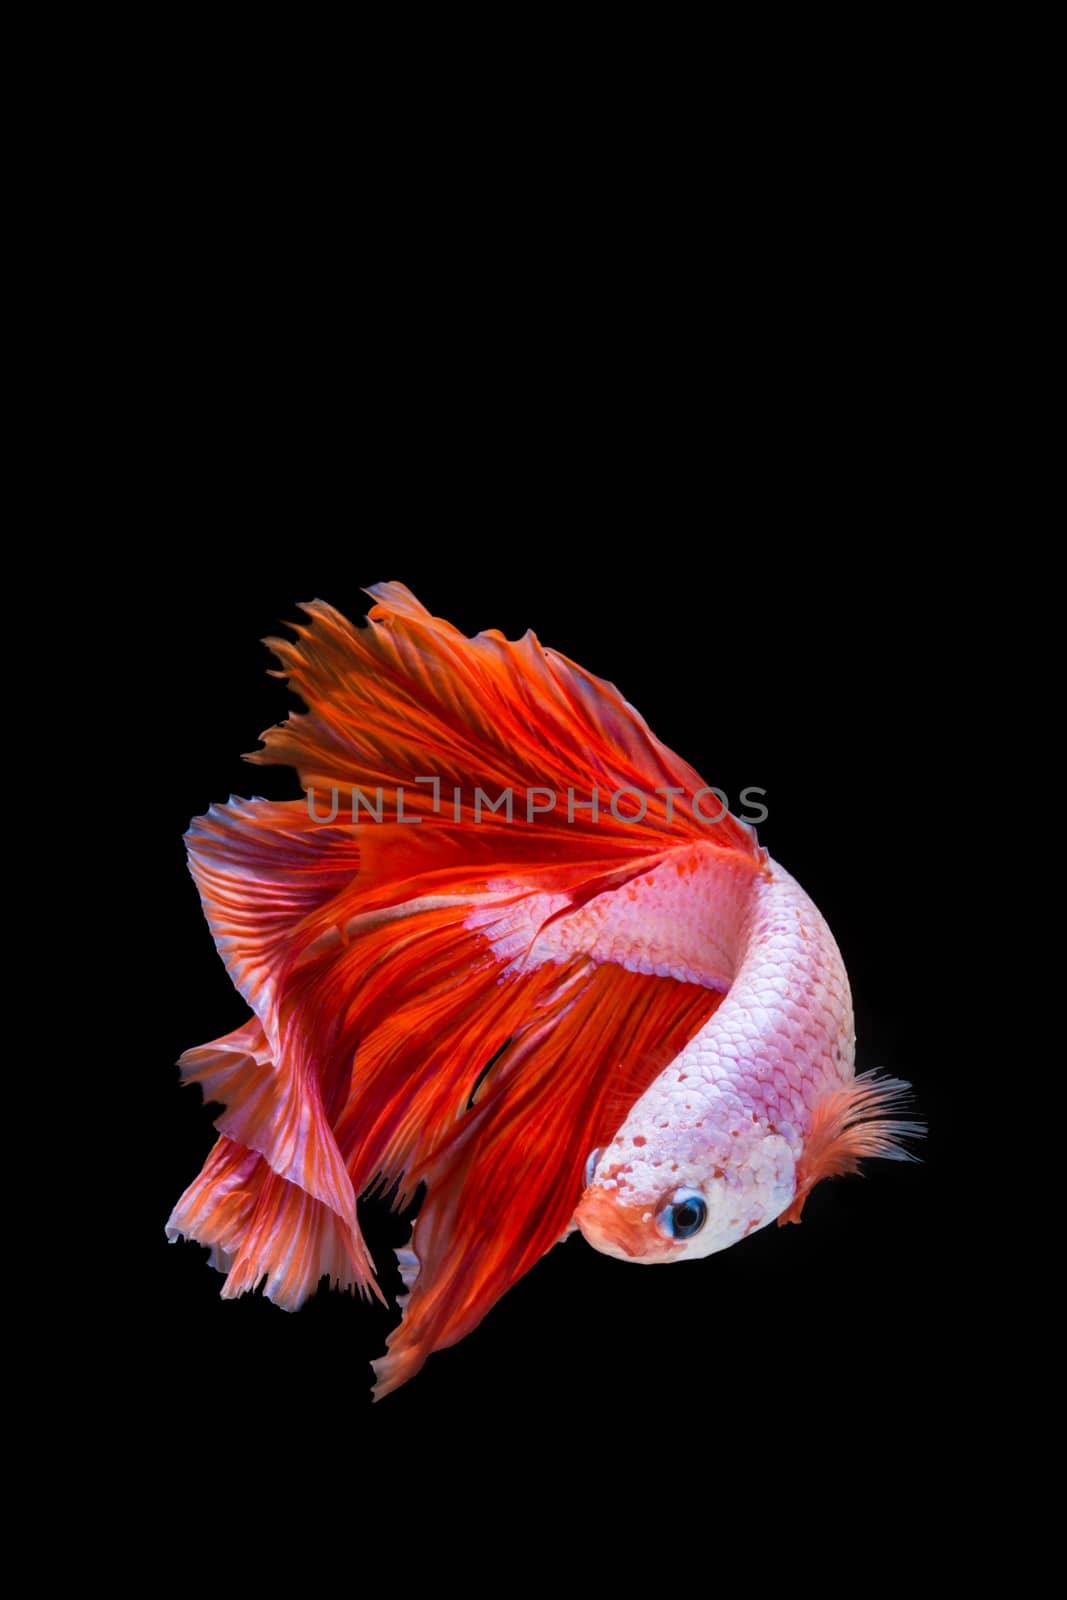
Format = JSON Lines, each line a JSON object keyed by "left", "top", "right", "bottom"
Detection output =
{"left": 778, "top": 1072, "right": 923, "bottom": 1225}
{"left": 371, "top": 963, "right": 722, "bottom": 1398}
{"left": 181, "top": 801, "right": 377, "bottom": 1294}
{"left": 185, "top": 796, "right": 365, "bottom": 1021}
{"left": 179, "top": 802, "right": 709, "bottom": 1312}
{"left": 248, "top": 583, "right": 760, "bottom": 859}
{"left": 175, "top": 584, "right": 756, "bottom": 1362}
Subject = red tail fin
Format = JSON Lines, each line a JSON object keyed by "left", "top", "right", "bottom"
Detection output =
{"left": 171, "top": 584, "right": 757, "bottom": 1387}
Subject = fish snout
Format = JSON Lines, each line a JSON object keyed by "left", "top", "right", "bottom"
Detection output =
{"left": 573, "top": 1182, "right": 680, "bottom": 1263}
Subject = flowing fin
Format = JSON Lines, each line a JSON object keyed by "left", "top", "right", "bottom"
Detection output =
{"left": 166, "top": 1136, "right": 262, "bottom": 1275}
{"left": 778, "top": 1071, "right": 923, "bottom": 1225}
{"left": 371, "top": 962, "right": 722, "bottom": 1398}
{"left": 248, "top": 582, "right": 760, "bottom": 860}
{"left": 174, "top": 583, "right": 755, "bottom": 1369}
{"left": 166, "top": 1135, "right": 368, "bottom": 1307}
{"left": 181, "top": 800, "right": 376, "bottom": 1293}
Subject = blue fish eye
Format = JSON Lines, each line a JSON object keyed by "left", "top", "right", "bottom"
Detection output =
{"left": 666, "top": 1194, "right": 707, "bottom": 1240}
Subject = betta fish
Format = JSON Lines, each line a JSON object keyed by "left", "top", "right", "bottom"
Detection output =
{"left": 168, "top": 583, "right": 918, "bottom": 1397}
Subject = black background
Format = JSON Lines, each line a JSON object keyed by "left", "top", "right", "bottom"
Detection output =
{"left": 124, "top": 456, "right": 955, "bottom": 1484}
{"left": 39, "top": 46, "right": 1006, "bottom": 1546}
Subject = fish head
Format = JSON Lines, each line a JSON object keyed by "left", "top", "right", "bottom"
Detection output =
{"left": 573, "top": 1118, "right": 798, "bottom": 1263}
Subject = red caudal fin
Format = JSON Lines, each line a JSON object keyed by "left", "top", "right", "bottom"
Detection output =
{"left": 172, "top": 584, "right": 756, "bottom": 1380}
{"left": 778, "top": 1072, "right": 924, "bottom": 1225}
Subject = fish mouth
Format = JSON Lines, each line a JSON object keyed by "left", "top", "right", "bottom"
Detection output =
{"left": 573, "top": 1184, "right": 679, "bottom": 1263}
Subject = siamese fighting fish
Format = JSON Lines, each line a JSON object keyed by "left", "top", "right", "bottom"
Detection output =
{"left": 168, "top": 583, "right": 917, "bottom": 1396}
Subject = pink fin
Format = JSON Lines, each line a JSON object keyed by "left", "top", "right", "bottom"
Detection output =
{"left": 779, "top": 1072, "right": 923, "bottom": 1225}
{"left": 167, "top": 1135, "right": 371, "bottom": 1308}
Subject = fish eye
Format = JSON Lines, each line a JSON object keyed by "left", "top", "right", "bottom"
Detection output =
{"left": 659, "top": 1190, "right": 707, "bottom": 1241}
